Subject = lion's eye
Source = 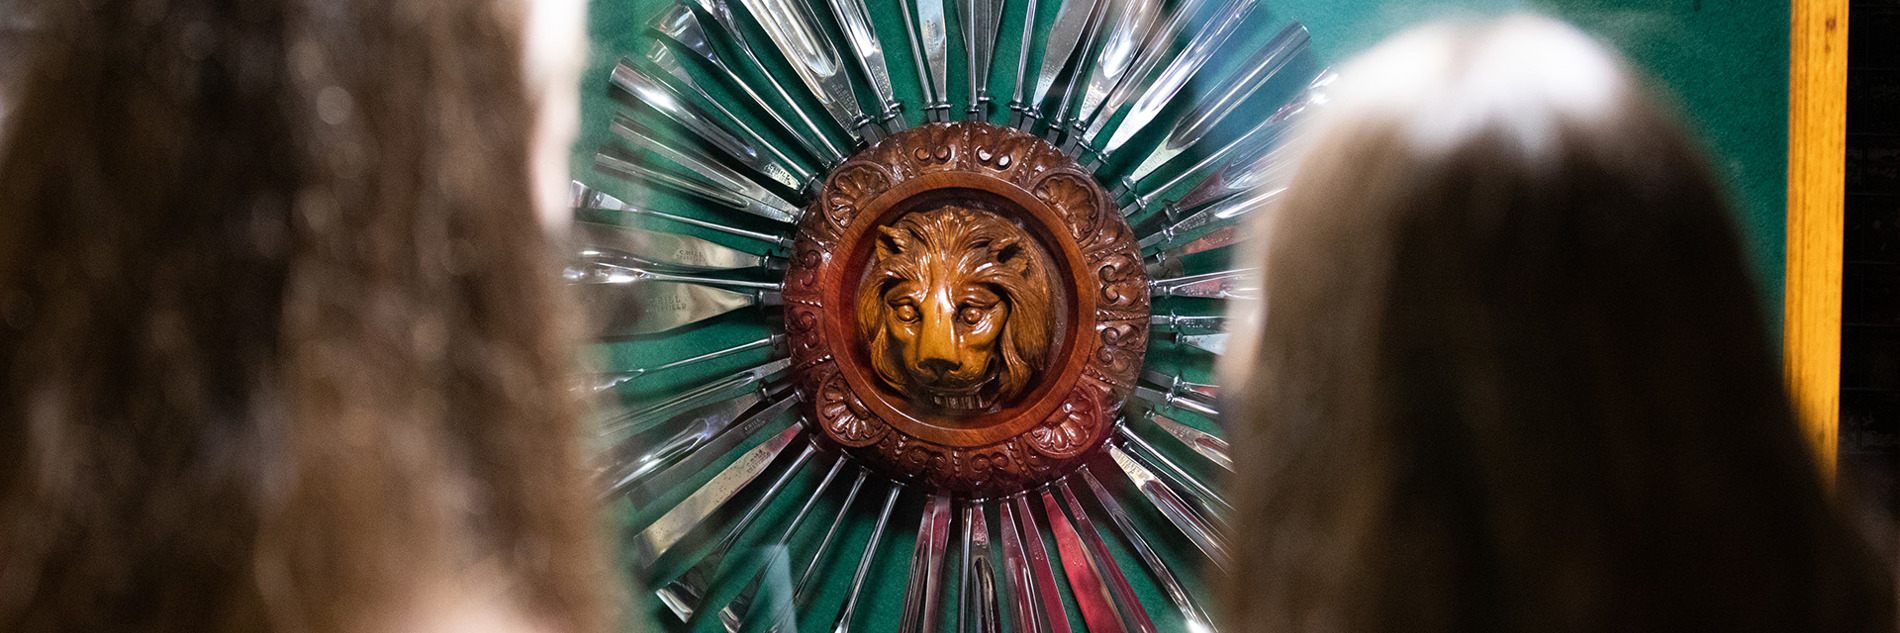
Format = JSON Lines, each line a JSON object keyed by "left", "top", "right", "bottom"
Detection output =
{"left": 959, "top": 305, "right": 984, "bottom": 324}
{"left": 893, "top": 303, "right": 919, "bottom": 322}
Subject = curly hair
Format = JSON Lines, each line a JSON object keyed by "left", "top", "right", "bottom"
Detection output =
{"left": 858, "top": 206, "right": 1055, "bottom": 405}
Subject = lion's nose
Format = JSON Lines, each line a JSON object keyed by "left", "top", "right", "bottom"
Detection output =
{"left": 917, "top": 356, "right": 960, "bottom": 377}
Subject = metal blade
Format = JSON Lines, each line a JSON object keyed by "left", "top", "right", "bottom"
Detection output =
{"left": 1149, "top": 311, "right": 1225, "bottom": 333}
{"left": 1118, "top": 426, "right": 1230, "bottom": 513}
{"left": 734, "top": 0, "right": 877, "bottom": 142}
{"left": 583, "top": 334, "right": 779, "bottom": 393}
{"left": 1105, "top": 444, "right": 1228, "bottom": 569}
{"left": 1144, "top": 141, "right": 1292, "bottom": 227}
{"left": 1149, "top": 267, "right": 1257, "bottom": 300}
{"left": 1065, "top": 0, "right": 1162, "bottom": 146}
{"left": 963, "top": 0, "right": 1002, "bottom": 120}
{"left": 596, "top": 358, "right": 792, "bottom": 440}
{"left": 629, "top": 425, "right": 806, "bottom": 566}
{"left": 651, "top": 3, "right": 841, "bottom": 162}
{"left": 567, "top": 260, "right": 784, "bottom": 293}
{"left": 1090, "top": 0, "right": 1255, "bottom": 159}
{"left": 605, "top": 117, "right": 804, "bottom": 223}
{"left": 642, "top": 44, "right": 820, "bottom": 190}
{"left": 1041, "top": 489, "right": 1130, "bottom": 633}
{"left": 825, "top": 0, "right": 905, "bottom": 131}
{"left": 1120, "top": 23, "right": 1309, "bottom": 182}
{"left": 593, "top": 149, "right": 800, "bottom": 228}
{"left": 1143, "top": 227, "right": 1246, "bottom": 279}
{"left": 828, "top": 484, "right": 905, "bottom": 633}
{"left": 719, "top": 469, "right": 870, "bottom": 632}
{"left": 1121, "top": 105, "right": 1287, "bottom": 212}
{"left": 573, "top": 220, "right": 775, "bottom": 274}
{"left": 917, "top": 0, "right": 952, "bottom": 121}
{"left": 598, "top": 387, "right": 772, "bottom": 497}
{"left": 1148, "top": 411, "right": 1232, "bottom": 471}
{"left": 1041, "top": 0, "right": 1115, "bottom": 140}
{"left": 1163, "top": 331, "right": 1229, "bottom": 355}
{"left": 571, "top": 181, "right": 793, "bottom": 250}
{"left": 959, "top": 502, "right": 1002, "bottom": 633}
{"left": 1137, "top": 189, "right": 1277, "bottom": 256}
{"left": 1133, "top": 384, "right": 1218, "bottom": 423}
{"left": 899, "top": 492, "right": 954, "bottom": 632}
{"left": 1011, "top": 494, "right": 1076, "bottom": 633}
{"left": 1077, "top": 466, "right": 1217, "bottom": 632}
{"left": 667, "top": 456, "right": 847, "bottom": 623}
{"left": 620, "top": 394, "right": 801, "bottom": 509}
{"left": 1017, "top": 0, "right": 1100, "bottom": 130}
{"left": 1057, "top": 481, "right": 1158, "bottom": 633}
{"left": 1074, "top": 0, "right": 1217, "bottom": 147}
{"left": 610, "top": 61, "right": 805, "bottom": 191}
{"left": 996, "top": 500, "right": 1043, "bottom": 633}
{"left": 573, "top": 274, "right": 766, "bottom": 337}
{"left": 1140, "top": 369, "right": 1218, "bottom": 405}
{"left": 1004, "top": 0, "right": 1039, "bottom": 127}
{"left": 654, "top": 444, "right": 819, "bottom": 621}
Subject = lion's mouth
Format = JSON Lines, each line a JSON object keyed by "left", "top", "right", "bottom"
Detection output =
{"left": 915, "top": 379, "right": 994, "bottom": 411}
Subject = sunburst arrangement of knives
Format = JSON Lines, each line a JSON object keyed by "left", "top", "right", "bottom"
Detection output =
{"left": 567, "top": 0, "right": 1328, "bottom": 629}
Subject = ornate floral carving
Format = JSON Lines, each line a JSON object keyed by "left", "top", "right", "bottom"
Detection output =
{"left": 787, "top": 122, "right": 1148, "bottom": 495}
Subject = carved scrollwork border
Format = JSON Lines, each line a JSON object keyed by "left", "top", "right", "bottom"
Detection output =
{"left": 784, "top": 122, "right": 1149, "bottom": 496}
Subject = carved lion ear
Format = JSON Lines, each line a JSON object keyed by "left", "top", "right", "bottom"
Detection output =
{"left": 875, "top": 225, "right": 911, "bottom": 259}
{"left": 990, "top": 236, "right": 1028, "bottom": 273}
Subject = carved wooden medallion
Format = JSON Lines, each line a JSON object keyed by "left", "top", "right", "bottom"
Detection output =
{"left": 783, "top": 122, "right": 1148, "bottom": 496}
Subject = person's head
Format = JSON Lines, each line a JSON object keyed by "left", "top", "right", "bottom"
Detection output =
{"left": 0, "top": 0, "right": 608, "bottom": 632}
{"left": 1219, "top": 15, "right": 1890, "bottom": 632}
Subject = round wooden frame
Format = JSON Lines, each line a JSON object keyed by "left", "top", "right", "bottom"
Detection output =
{"left": 782, "top": 122, "right": 1150, "bottom": 496}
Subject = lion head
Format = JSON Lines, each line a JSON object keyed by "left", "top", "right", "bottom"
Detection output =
{"left": 857, "top": 206, "right": 1055, "bottom": 411}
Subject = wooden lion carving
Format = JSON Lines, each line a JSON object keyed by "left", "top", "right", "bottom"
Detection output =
{"left": 857, "top": 206, "right": 1056, "bottom": 411}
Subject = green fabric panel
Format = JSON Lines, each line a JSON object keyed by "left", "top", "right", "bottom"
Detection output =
{"left": 570, "top": 1, "right": 1788, "bottom": 631}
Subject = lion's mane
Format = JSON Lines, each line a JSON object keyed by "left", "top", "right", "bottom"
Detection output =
{"left": 858, "top": 206, "right": 1055, "bottom": 405}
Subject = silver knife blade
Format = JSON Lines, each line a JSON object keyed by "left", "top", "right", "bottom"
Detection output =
{"left": 899, "top": 492, "right": 954, "bottom": 632}
{"left": 827, "top": 484, "right": 904, "bottom": 633}
{"left": 582, "top": 334, "right": 779, "bottom": 393}
{"left": 917, "top": 0, "right": 951, "bottom": 120}
{"left": 606, "top": 117, "right": 804, "bottom": 223}
{"left": 598, "top": 388, "right": 769, "bottom": 495}
{"left": 629, "top": 425, "right": 806, "bottom": 566}
{"left": 573, "top": 220, "right": 772, "bottom": 274}
{"left": 610, "top": 61, "right": 804, "bottom": 191}
{"left": 653, "top": 444, "right": 820, "bottom": 621}
{"left": 1070, "top": 0, "right": 1162, "bottom": 136}
{"left": 1076, "top": 466, "right": 1216, "bottom": 631}
{"left": 1010, "top": 494, "right": 1075, "bottom": 633}
{"left": 1137, "top": 186, "right": 1283, "bottom": 253}
{"left": 1020, "top": 0, "right": 1100, "bottom": 129}
{"left": 620, "top": 391, "right": 800, "bottom": 509}
{"left": 651, "top": 3, "right": 841, "bottom": 162}
{"left": 596, "top": 358, "right": 793, "bottom": 440}
{"left": 1041, "top": 488, "right": 1129, "bottom": 633}
{"left": 1118, "top": 426, "right": 1230, "bottom": 513}
{"left": 1149, "top": 267, "right": 1257, "bottom": 300}
{"left": 825, "top": 0, "right": 905, "bottom": 131}
{"left": 1121, "top": 22, "right": 1309, "bottom": 182}
{"left": 715, "top": 466, "right": 866, "bottom": 632}
{"left": 1004, "top": 0, "right": 1039, "bottom": 127}
{"left": 1056, "top": 481, "right": 1157, "bottom": 633}
{"left": 571, "top": 180, "right": 794, "bottom": 251}
{"left": 1148, "top": 411, "right": 1232, "bottom": 471}
{"left": 1106, "top": 444, "right": 1228, "bottom": 569}
{"left": 1074, "top": 0, "right": 1217, "bottom": 145}
{"left": 735, "top": 0, "right": 875, "bottom": 142}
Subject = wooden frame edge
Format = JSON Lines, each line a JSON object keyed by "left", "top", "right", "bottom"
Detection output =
{"left": 1785, "top": 0, "right": 1848, "bottom": 487}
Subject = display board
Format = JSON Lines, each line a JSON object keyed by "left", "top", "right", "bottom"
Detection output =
{"left": 564, "top": 1, "right": 1792, "bottom": 632}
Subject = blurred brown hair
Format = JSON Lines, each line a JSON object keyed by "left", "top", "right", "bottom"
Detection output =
{"left": 0, "top": 0, "right": 614, "bottom": 632}
{"left": 1218, "top": 15, "right": 1891, "bottom": 633}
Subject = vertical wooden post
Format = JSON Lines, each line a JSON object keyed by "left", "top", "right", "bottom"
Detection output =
{"left": 1786, "top": 0, "right": 1848, "bottom": 487}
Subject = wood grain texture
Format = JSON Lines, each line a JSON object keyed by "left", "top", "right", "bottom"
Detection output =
{"left": 1786, "top": 0, "right": 1847, "bottom": 486}
{"left": 784, "top": 122, "right": 1148, "bottom": 495}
